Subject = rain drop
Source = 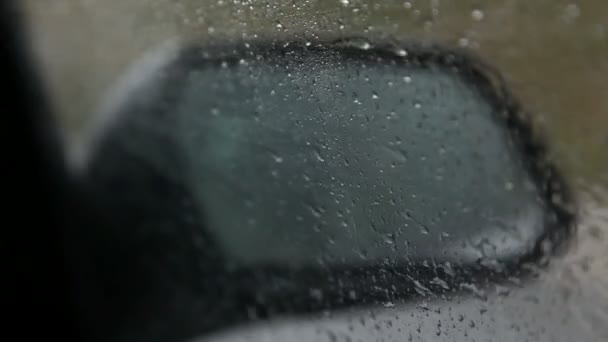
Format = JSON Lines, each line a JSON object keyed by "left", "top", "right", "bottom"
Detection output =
{"left": 459, "top": 283, "right": 487, "bottom": 300}
{"left": 271, "top": 154, "right": 284, "bottom": 163}
{"left": 563, "top": 4, "right": 581, "bottom": 21}
{"left": 396, "top": 49, "right": 408, "bottom": 57}
{"left": 471, "top": 9, "right": 484, "bottom": 21}
{"left": 314, "top": 148, "right": 326, "bottom": 162}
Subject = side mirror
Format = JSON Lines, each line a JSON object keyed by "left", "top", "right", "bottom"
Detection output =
{"left": 74, "top": 39, "right": 574, "bottom": 342}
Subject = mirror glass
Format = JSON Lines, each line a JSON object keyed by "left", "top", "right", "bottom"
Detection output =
{"left": 85, "top": 44, "right": 547, "bottom": 271}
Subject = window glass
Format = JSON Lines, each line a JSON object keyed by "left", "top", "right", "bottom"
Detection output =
{"left": 20, "top": 1, "right": 608, "bottom": 342}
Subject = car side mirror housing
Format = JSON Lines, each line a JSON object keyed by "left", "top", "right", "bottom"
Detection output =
{"left": 73, "top": 39, "right": 575, "bottom": 342}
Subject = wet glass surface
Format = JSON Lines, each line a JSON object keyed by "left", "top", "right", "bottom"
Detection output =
{"left": 19, "top": 1, "right": 608, "bottom": 341}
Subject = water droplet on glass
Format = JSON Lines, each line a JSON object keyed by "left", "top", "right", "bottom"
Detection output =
{"left": 313, "top": 148, "right": 325, "bottom": 162}
{"left": 396, "top": 49, "right": 408, "bottom": 57}
{"left": 413, "top": 280, "right": 432, "bottom": 296}
{"left": 431, "top": 277, "right": 450, "bottom": 290}
{"left": 384, "top": 301, "right": 395, "bottom": 308}
{"left": 459, "top": 282, "right": 487, "bottom": 300}
{"left": 471, "top": 9, "right": 484, "bottom": 21}
{"left": 359, "top": 42, "right": 371, "bottom": 50}
{"left": 307, "top": 204, "right": 323, "bottom": 218}
{"left": 271, "top": 154, "right": 284, "bottom": 163}
{"left": 563, "top": 4, "right": 581, "bottom": 21}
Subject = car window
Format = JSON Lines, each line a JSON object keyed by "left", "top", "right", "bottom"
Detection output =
{"left": 19, "top": 1, "right": 608, "bottom": 342}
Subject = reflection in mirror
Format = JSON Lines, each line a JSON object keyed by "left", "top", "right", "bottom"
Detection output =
{"left": 178, "top": 51, "right": 543, "bottom": 267}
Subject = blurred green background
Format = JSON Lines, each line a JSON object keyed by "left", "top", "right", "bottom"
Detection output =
{"left": 23, "top": 0, "right": 607, "bottom": 187}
